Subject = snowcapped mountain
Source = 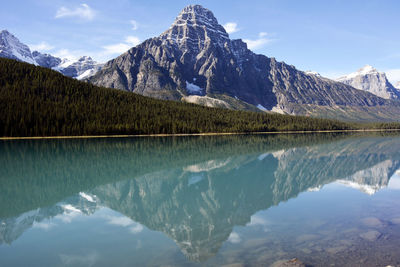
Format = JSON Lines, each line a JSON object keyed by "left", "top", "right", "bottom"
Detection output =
{"left": 0, "top": 30, "right": 37, "bottom": 65}
{"left": 0, "top": 29, "right": 101, "bottom": 79}
{"left": 337, "top": 65, "right": 400, "bottom": 100}
{"left": 89, "top": 5, "right": 400, "bottom": 121}
{"left": 32, "top": 51, "right": 61, "bottom": 68}
{"left": 58, "top": 56, "right": 103, "bottom": 80}
{"left": 395, "top": 81, "right": 400, "bottom": 90}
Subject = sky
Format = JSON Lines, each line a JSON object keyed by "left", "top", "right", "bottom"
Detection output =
{"left": 1, "top": 0, "right": 400, "bottom": 82}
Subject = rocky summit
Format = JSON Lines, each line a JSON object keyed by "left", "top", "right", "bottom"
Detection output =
{"left": 337, "top": 65, "right": 400, "bottom": 100}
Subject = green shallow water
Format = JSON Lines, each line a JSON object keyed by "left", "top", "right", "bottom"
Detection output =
{"left": 1, "top": 133, "right": 400, "bottom": 267}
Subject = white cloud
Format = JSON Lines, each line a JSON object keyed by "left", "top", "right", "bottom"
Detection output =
{"left": 30, "top": 42, "right": 54, "bottom": 52}
{"left": 33, "top": 221, "right": 56, "bottom": 230}
{"left": 102, "top": 36, "right": 141, "bottom": 55}
{"left": 223, "top": 22, "right": 239, "bottom": 34}
{"left": 52, "top": 49, "right": 80, "bottom": 62}
{"left": 129, "top": 223, "right": 144, "bottom": 234}
{"left": 130, "top": 20, "right": 139, "bottom": 30}
{"left": 385, "top": 69, "right": 400, "bottom": 84}
{"left": 107, "top": 216, "right": 133, "bottom": 227}
{"left": 55, "top": 3, "right": 96, "bottom": 21}
{"left": 243, "top": 32, "right": 272, "bottom": 50}
{"left": 102, "top": 43, "right": 131, "bottom": 55}
{"left": 59, "top": 251, "right": 99, "bottom": 267}
{"left": 259, "top": 32, "right": 268, "bottom": 37}
{"left": 227, "top": 232, "right": 241, "bottom": 244}
{"left": 103, "top": 215, "right": 144, "bottom": 234}
{"left": 125, "top": 36, "right": 141, "bottom": 46}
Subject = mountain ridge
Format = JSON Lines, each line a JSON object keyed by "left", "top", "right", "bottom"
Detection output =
{"left": 0, "top": 29, "right": 102, "bottom": 79}
{"left": 89, "top": 5, "right": 400, "bottom": 122}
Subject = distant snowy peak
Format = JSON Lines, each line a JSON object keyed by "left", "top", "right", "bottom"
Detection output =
{"left": 32, "top": 51, "right": 61, "bottom": 68}
{"left": 337, "top": 65, "right": 379, "bottom": 80}
{"left": 60, "top": 56, "right": 103, "bottom": 80}
{"left": 0, "top": 29, "right": 102, "bottom": 80}
{"left": 336, "top": 65, "right": 400, "bottom": 100}
{"left": 0, "top": 30, "right": 36, "bottom": 65}
{"left": 395, "top": 81, "right": 400, "bottom": 89}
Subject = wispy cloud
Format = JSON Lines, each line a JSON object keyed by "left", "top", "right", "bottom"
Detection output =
{"left": 130, "top": 20, "right": 139, "bottom": 30}
{"left": 30, "top": 42, "right": 54, "bottom": 52}
{"left": 223, "top": 22, "right": 239, "bottom": 34}
{"left": 107, "top": 216, "right": 133, "bottom": 227}
{"left": 33, "top": 221, "right": 56, "bottom": 230}
{"left": 129, "top": 224, "right": 144, "bottom": 234}
{"left": 104, "top": 215, "right": 144, "bottom": 234}
{"left": 59, "top": 251, "right": 99, "bottom": 267}
{"left": 102, "top": 36, "right": 141, "bottom": 55}
{"left": 385, "top": 69, "right": 400, "bottom": 83}
{"left": 52, "top": 49, "right": 80, "bottom": 61}
{"left": 55, "top": 3, "right": 96, "bottom": 21}
{"left": 227, "top": 232, "right": 241, "bottom": 244}
{"left": 243, "top": 32, "right": 273, "bottom": 50}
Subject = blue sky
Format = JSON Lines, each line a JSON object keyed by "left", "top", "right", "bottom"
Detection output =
{"left": 1, "top": 0, "right": 400, "bottom": 81}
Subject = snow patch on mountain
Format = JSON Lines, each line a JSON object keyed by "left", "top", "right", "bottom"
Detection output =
{"left": 257, "top": 104, "right": 268, "bottom": 112}
{"left": 186, "top": 81, "right": 203, "bottom": 94}
{"left": 305, "top": 70, "right": 322, "bottom": 77}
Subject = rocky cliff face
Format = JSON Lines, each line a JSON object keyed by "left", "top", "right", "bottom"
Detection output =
{"left": 89, "top": 5, "right": 400, "bottom": 121}
{"left": 337, "top": 65, "right": 400, "bottom": 100}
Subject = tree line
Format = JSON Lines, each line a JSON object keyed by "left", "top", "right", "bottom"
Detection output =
{"left": 0, "top": 58, "right": 399, "bottom": 137}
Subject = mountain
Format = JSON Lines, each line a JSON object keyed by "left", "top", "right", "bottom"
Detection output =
{"left": 395, "top": 81, "right": 400, "bottom": 90}
{"left": 55, "top": 56, "right": 103, "bottom": 80}
{"left": 32, "top": 50, "right": 61, "bottom": 68}
{"left": 0, "top": 29, "right": 101, "bottom": 79}
{"left": 89, "top": 5, "right": 400, "bottom": 122}
{"left": 0, "top": 30, "right": 36, "bottom": 65}
{"left": 337, "top": 65, "right": 400, "bottom": 100}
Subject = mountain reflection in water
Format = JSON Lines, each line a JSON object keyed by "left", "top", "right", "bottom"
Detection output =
{"left": 1, "top": 133, "right": 400, "bottom": 265}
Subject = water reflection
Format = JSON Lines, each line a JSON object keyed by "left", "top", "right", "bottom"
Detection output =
{"left": 1, "top": 133, "right": 400, "bottom": 264}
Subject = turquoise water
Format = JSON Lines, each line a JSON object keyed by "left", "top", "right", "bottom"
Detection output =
{"left": 1, "top": 133, "right": 400, "bottom": 266}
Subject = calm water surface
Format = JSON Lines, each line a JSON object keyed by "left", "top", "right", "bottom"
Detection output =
{"left": 1, "top": 133, "right": 400, "bottom": 267}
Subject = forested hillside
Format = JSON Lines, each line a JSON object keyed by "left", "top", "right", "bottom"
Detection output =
{"left": 0, "top": 58, "right": 398, "bottom": 137}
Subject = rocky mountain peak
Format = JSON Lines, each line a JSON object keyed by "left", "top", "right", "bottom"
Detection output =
{"left": 337, "top": 65, "right": 400, "bottom": 100}
{"left": 0, "top": 29, "right": 36, "bottom": 65}
{"left": 77, "top": 56, "right": 93, "bottom": 62}
{"left": 358, "top": 64, "right": 378, "bottom": 74}
{"left": 160, "top": 5, "right": 229, "bottom": 51}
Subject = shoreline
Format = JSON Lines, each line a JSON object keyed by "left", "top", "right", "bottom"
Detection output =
{"left": 1, "top": 128, "right": 400, "bottom": 140}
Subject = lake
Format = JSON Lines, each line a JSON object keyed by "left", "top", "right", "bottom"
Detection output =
{"left": 1, "top": 133, "right": 400, "bottom": 267}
